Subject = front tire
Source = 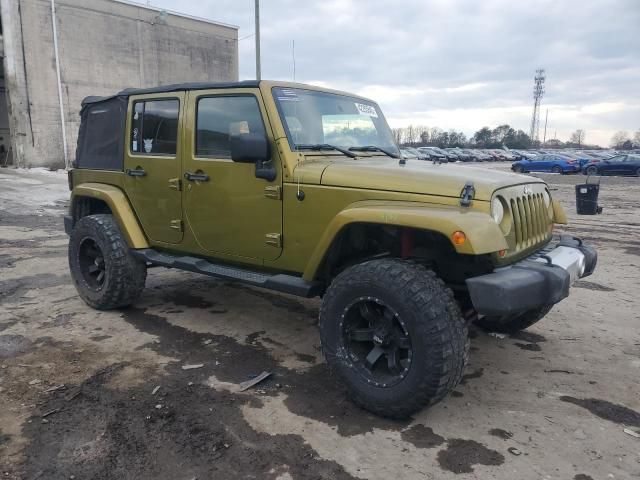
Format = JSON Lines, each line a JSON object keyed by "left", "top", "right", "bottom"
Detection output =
{"left": 68, "top": 214, "right": 147, "bottom": 310}
{"left": 319, "top": 259, "right": 468, "bottom": 419}
{"left": 513, "top": 165, "right": 524, "bottom": 173}
{"left": 586, "top": 165, "right": 599, "bottom": 175}
{"left": 475, "top": 306, "right": 552, "bottom": 334}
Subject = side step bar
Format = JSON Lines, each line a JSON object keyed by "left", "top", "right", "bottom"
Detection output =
{"left": 131, "top": 249, "right": 322, "bottom": 298}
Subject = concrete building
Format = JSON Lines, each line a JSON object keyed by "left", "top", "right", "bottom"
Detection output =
{"left": 0, "top": 0, "right": 238, "bottom": 169}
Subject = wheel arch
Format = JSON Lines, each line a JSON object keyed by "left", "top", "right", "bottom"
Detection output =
{"left": 302, "top": 200, "right": 507, "bottom": 282}
{"left": 70, "top": 183, "right": 149, "bottom": 248}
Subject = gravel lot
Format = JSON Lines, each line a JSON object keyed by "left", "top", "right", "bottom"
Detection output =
{"left": 0, "top": 165, "right": 639, "bottom": 479}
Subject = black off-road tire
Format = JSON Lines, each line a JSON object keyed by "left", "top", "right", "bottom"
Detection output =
{"left": 475, "top": 306, "right": 553, "bottom": 334}
{"left": 68, "top": 214, "right": 147, "bottom": 310}
{"left": 319, "top": 259, "right": 469, "bottom": 419}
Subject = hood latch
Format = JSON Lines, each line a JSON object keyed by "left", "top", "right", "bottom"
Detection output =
{"left": 460, "top": 181, "right": 475, "bottom": 207}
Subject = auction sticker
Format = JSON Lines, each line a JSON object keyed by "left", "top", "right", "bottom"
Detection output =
{"left": 354, "top": 102, "right": 378, "bottom": 118}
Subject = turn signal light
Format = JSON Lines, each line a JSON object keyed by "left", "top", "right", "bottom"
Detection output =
{"left": 451, "top": 231, "right": 467, "bottom": 246}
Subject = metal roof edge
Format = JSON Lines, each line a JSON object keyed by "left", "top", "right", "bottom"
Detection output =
{"left": 110, "top": 0, "right": 239, "bottom": 30}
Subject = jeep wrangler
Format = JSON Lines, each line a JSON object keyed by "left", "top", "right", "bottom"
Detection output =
{"left": 65, "top": 81, "right": 597, "bottom": 418}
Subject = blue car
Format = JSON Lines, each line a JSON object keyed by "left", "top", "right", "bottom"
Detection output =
{"left": 582, "top": 154, "right": 640, "bottom": 176}
{"left": 511, "top": 154, "right": 581, "bottom": 174}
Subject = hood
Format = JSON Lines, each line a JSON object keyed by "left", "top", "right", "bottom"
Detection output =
{"left": 297, "top": 156, "right": 544, "bottom": 201}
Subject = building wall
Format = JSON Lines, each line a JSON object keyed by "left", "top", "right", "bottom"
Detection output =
{"left": 1, "top": 0, "right": 238, "bottom": 169}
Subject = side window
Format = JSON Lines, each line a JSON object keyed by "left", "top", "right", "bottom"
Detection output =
{"left": 131, "top": 99, "right": 179, "bottom": 155}
{"left": 196, "top": 96, "right": 265, "bottom": 158}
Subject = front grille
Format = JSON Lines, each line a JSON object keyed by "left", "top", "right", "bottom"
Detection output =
{"left": 510, "top": 192, "right": 550, "bottom": 250}
{"left": 495, "top": 183, "right": 553, "bottom": 261}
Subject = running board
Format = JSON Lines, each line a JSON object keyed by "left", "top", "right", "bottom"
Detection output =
{"left": 131, "top": 249, "right": 322, "bottom": 298}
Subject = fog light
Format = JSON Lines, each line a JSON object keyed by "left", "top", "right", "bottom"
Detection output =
{"left": 452, "top": 231, "right": 466, "bottom": 246}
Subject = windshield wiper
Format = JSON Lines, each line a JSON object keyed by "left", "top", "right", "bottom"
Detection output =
{"left": 349, "top": 145, "right": 400, "bottom": 159}
{"left": 296, "top": 144, "right": 357, "bottom": 158}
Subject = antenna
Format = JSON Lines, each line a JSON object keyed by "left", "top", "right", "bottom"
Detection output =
{"left": 529, "top": 68, "right": 546, "bottom": 144}
{"left": 292, "top": 40, "right": 296, "bottom": 82}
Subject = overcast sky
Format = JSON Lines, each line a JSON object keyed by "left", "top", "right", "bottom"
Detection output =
{"left": 153, "top": 0, "right": 639, "bottom": 147}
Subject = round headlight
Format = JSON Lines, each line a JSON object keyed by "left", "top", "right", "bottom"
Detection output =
{"left": 491, "top": 197, "right": 504, "bottom": 224}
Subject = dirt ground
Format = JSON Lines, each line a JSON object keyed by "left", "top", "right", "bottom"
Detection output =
{"left": 0, "top": 165, "right": 639, "bottom": 480}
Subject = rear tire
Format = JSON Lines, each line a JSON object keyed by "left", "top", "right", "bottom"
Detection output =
{"left": 636, "top": 167, "right": 640, "bottom": 177}
{"left": 551, "top": 165, "right": 562, "bottom": 174}
{"left": 68, "top": 214, "right": 147, "bottom": 310}
{"left": 475, "top": 306, "right": 552, "bottom": 334}
{"left": 319, "top": 259, "right": 468, "bottom": 419}
{"left": 586, "top": 165, "right": 599, "bottom": 175}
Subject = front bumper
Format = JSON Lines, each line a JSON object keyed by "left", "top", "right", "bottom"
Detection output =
{"left": 466, "top": 235, "right": 597, "bottom": 317}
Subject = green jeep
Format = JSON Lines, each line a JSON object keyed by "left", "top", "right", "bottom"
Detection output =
{"left": 65, "top": 81, "right": 597, "bottom": 418}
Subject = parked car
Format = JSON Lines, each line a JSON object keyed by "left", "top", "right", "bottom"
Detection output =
{"left": 512, "top": 154, "right": 581, "bottom": 174}
{"left": 400, "top": 148, "right": 418, "bottom": 160}
{"left": 403, "top": 147, "right": 430, "bottom": 160}
{"left": 418, "top": 147, "right": 448, "bottom": 162}
{"left": 582, "top": 154, "right": 640, "bottom": 176}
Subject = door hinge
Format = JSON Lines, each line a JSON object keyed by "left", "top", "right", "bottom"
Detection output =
{"left": 264, "top": 185, "right": 282, "bottom": 200}
{"left": 169, "top": 219, "right": 183, "bottom": 231}
{"left": 265, "top": 233, "right": 282, "bottom": 248}
{"left": 168, "top": 178, "right": 182, "bottom": 191}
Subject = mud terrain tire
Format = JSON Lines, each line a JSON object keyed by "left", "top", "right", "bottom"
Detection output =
{"left": 69, "top": 214, "right": 146, "bottom": 310}
{"left": 475, "top": 306, "right": 553, "bottom": 334}
{"left": 319, "top": 259, "right": 468, "bottom": 419}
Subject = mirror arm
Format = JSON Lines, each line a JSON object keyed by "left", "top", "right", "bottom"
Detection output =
{"left": 255, "top": 159, "right": 277, "bottom": 182}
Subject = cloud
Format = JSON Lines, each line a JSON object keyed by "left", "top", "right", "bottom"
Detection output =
{"left": 152, "top": 0, "right": 640, "bottom": 146}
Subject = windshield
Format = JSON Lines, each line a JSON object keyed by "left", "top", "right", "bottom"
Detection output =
{"left": 272, "top": 87, "right": 399, "bottom": 155}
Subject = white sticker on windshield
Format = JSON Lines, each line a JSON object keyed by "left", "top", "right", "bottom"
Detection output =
{"left": 354, "top": 102, "right": 378, "bottom": 118}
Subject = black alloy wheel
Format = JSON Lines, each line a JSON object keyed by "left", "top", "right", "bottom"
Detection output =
{"left": 341, "top": 297, "right": 412, "bottom": 388}
{"left": 78, "top": 237, "right": 106, "bottom": 290}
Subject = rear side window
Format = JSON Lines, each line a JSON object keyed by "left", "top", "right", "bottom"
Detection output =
{"left": 196, "top": 96, "right": 265, "bottom": 158}
{"left": 131, "top": 99, "right": 179, "bottom": 155}
{"left": 75, "top": 95, "right": 127, "bottom": 170}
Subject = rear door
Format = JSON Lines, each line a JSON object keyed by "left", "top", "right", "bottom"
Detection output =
{"left": 124, "top": 93, "right": 185, "bottom": 244}
{"left": 182, "top": 89, "right": 283, "bottom": 260}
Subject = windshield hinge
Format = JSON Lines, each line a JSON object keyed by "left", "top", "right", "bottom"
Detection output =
{"left": 265, "top": 233, "right": 282, "bottom": 248}
{"left": 460, "top": 181, "right": 475, "bottom": 207}
{"left": 264, "top": 185, "right": 282, "bottom": 200}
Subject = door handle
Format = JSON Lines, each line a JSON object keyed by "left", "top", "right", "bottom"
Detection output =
{"left": 126, "top": 167, "right": 146, "bottom": 177}
{"left": 184, "top": 171, "right": 210, "bottom": 182}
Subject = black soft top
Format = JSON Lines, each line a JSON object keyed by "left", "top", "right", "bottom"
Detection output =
{"left": 82, "top": 80, "right": 261, "bottom": 105}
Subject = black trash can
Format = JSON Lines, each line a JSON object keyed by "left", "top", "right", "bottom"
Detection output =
{"left": 575, "top": 178, "right": 601, "bottom": 215}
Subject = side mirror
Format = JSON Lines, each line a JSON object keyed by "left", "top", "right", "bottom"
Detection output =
{"left": 230, "top": 132, "right": 270, "bottom": 163}
{"left": 230, "top": 132, "right": 276, "bottom": 181}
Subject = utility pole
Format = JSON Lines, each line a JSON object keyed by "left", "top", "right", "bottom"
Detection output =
{"left": 51, "top": 0, "right": 69, "bottom": 169}
{"left": 542, "top": 109, "right": 548, "bottom": 145}
{"left": 254, "top": 0, "right": 261, "bottom": 80}
{"left": 529, "top": 68, "right": 545, "bottom": 144}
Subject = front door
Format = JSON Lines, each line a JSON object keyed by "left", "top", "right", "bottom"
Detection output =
{"left": 182, "top": 89, "right": 282, "bottom": 261}
{"left": 124, "top": 93, "right": 185, "bottom": 244}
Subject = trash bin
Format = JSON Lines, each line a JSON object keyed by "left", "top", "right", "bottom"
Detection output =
{"left": 575, "top": 177, "right": 601, "bottom": 215}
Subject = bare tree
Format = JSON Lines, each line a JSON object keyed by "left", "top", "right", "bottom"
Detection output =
{"left": 405, "top": 125, "right": 416, "bottom": 145}
{"left": 570, "top": 129, "right": 585, "bottom": 147}
{"left": 391, "top": 128, "right": 404, "bottom": 146}
{"left": 611, "top": 131, "right": 630, "bottom": 148}
{"left": 633, "top": 129, "right": 640, "bottom": 147}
